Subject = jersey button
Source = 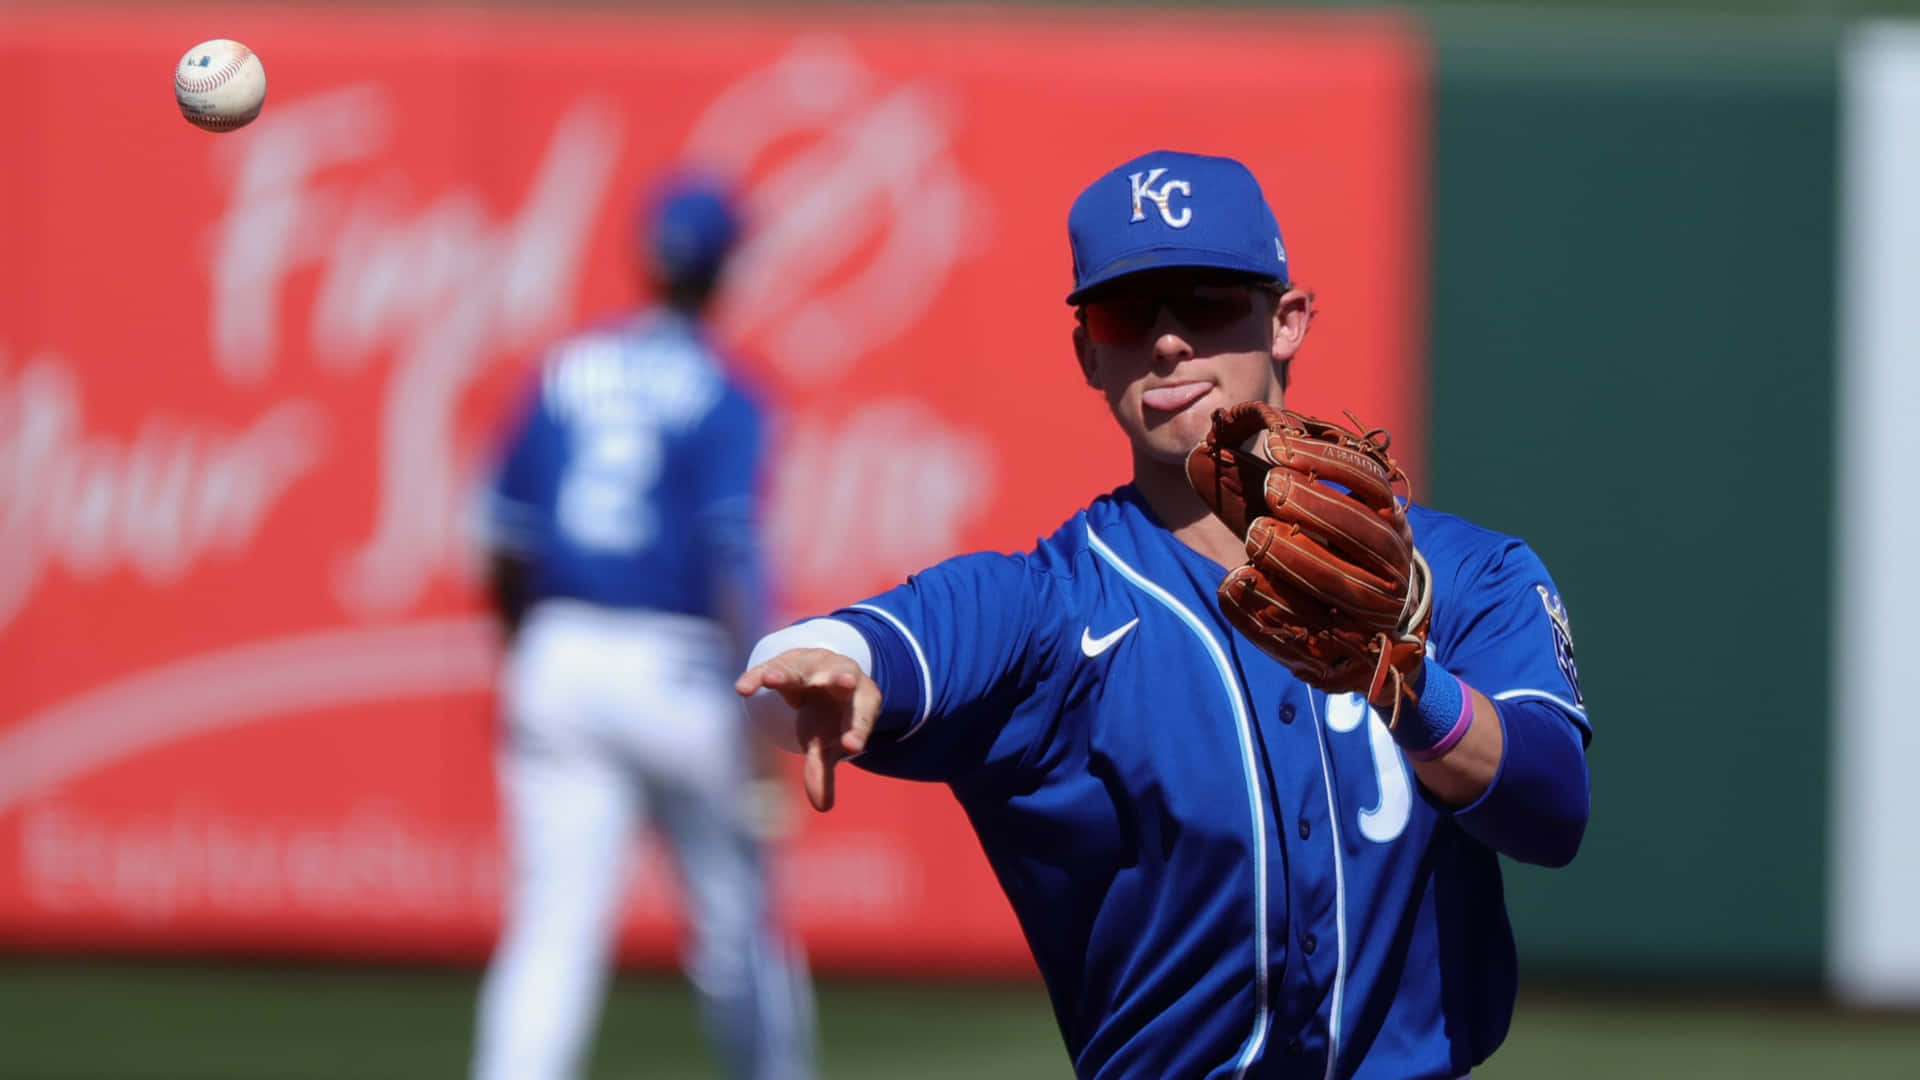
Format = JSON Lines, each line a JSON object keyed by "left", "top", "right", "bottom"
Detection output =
{"left": 1302, "top": 932, "right": 1317, "bottom": 955}
{"left": 1279, "top": 704, "right": 1296, "bottom": 724}
{"left": 1298, "top": 820, "right": 1311, "bottom": 840}
{"left": 1285, "top": 1038, "right": 1305, "bottom": 1057}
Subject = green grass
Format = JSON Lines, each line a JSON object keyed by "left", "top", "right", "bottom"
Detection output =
{"left": 3, "top": 960, "right": 1918, "bottom": 1079}
{"left": 0, "top": 960, "right": 1065, "bottom": 1080}
{"left": 1483, "top": 991, "right": 1920, "bottom": 1080}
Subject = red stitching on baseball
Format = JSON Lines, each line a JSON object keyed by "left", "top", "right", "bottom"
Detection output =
{"left": 175, "top": 45, "right": 251, "bottom": 95}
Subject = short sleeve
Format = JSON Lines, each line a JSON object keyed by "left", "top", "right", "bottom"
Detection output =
{"left": 486, "top": 379, "right": 560, "bottom": 558}
{"left": 1430, "top": 538, "right": 1590, "bottom": 743}
{"left": 687, "top": 381, "right": 769, "bottom": 635}
{"left": 837, "top": 552, "right": 1066, "bottom": 784}
{"left": 688, "top": 383, "right": 766, "bottom": 562}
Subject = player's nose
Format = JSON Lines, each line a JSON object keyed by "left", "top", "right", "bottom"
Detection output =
{"left": 1151, "top": 329, "right": 1194, "bottom": 372}
{"left": 1150, "top": 307, "right": 1194, "bottom": 369}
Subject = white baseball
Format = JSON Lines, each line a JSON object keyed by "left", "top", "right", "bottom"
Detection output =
{"left": 174, "top": 39, "right": 266, "bottom": 133}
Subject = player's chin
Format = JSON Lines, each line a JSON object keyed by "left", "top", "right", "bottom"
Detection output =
{"left": 1133, "top": 418, "right": 1212, "bottom": 464}
{"left": 1138, "top": 403, "right": 1213, "bottom": 446}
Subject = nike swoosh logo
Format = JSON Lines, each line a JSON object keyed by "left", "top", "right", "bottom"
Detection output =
{"left": 1080, "top": 618, "right": 1141, "bottom": 658}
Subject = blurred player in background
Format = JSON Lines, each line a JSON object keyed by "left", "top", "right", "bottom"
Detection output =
{"left": 736, "top": 150, "right": 1591, "bottom": 1078}
{"left": 473, "top": 175, "right": 815, "bottom": 1080}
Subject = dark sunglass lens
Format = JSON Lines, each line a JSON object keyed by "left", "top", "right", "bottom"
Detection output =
{"left": 1085, "top": 282, "right": 1257, "bottom": 342}
{"left": 1085, "top": 297, "right": 1156, "bottom": 343}
{"left": 1169, "top": 288, "right": 1254, "bottom": 332}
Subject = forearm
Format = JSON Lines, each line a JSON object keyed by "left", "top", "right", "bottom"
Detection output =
{"left": 1390, "top": 660, "right": 1589, "bottom": 866}
{"left": 1441, "top": 695, "right": 1589, "bottom": 866}
{"left": 1405, "top": 684, "right": 1503, "bottom": 806}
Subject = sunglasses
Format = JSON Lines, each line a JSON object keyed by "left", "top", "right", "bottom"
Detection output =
{"left": 1080, "top": 279, "right": 1279, "bottom": 345}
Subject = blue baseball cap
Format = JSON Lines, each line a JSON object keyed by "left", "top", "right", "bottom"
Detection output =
{"left": 641, "top": 173, "right": 741, "bottom": 282}
{"left": 1066, "top": 150, "right": 1290, "bottom": 304}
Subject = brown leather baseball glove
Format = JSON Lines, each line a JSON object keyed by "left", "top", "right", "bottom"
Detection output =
{"left": 1185, "top": 402, "right": 1433, "bottom": 723}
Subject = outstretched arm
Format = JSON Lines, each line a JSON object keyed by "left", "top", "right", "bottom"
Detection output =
{"left": 735, "top": 552, "right": 1061, "bottom": 809}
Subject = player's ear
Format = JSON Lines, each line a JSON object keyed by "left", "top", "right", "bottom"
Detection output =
{"left": 1270, "top": 285, "right": 1312, "bottom": 363}
{"left": 1073, "top": 321, "right": 1100, "bottom": 389}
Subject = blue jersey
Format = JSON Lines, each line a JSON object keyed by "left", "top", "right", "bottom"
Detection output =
{"left": 488, "top": 310, "right": 767, "bottom": 622}
{"left": 835, "top": 486, "right": 1591, "bottom": 1080}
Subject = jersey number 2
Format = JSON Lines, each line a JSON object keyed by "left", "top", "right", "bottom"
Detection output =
{"left": 557, "top": 426, "right": 663, "bottom": 553}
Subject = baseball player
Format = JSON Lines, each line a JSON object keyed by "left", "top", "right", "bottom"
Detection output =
{"left": 737, "top": 150, "right": 1590, "bottom": 1079}
{"left": 472, "top": 175, "right": 815, "bottom": 1080}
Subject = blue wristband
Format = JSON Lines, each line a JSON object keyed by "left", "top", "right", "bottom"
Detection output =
{"left": 1393, "top": 656, "right": 1471, "bottom": 759}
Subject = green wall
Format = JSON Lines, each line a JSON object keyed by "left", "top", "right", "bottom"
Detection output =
{"left": 1427, "top": 16, "right": 1839, "bottom": 981}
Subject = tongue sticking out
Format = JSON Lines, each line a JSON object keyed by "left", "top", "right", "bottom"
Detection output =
{"left": 1142, "top": 382, "right": 1212, "bottom": 413}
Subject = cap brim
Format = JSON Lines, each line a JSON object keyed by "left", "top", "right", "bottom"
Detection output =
{"left": 1066, "top": 247, "right": 1282, "bottom": 304}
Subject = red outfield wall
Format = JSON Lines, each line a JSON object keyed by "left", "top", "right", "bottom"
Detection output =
{"left": 0, "top": 4, "right": 1425, "bottom": 973}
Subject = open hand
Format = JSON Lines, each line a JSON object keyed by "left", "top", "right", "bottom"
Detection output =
{"left": 734, "top": 648, "right": 882, "bottom": 812}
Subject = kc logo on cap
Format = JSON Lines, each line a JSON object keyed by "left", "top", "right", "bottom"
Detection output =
{"left": 1067, "top": 149, "right": 1289, "bottom": 304}
{"left": 1130, "top": 168, "right": 1193, "bottom": 228}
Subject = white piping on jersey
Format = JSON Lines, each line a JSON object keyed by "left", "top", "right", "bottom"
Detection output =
{"left": 1306, "top": 694, "right": 1351, "bottom": 1080}
{"left": 1084, "top": 525, "right": 1272, "bottom": 1079}
{"left": 1491, "top": 687, "right": 1587, "bottom": 717}
{"left": 849, "top": 603, "right": 935, "bottom": 740}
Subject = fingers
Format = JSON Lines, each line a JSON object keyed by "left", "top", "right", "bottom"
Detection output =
{"left": 801, "top": 670, "right": 873, "bottom": 810}
{"left": 735, "top": 665, "right": 770, "bottom": 697}
{"left": 846, "top": 675, "right": 881, "bottom": 756}
{"left": 737, "top": 648, "right": 884, "bottom": 813}
{"left": 735, "top": 649, "right": 861, "bottom": 703}
{"left": 735, "top": 657, "right": 802, "bottom": 697}
{"left": 803, "top": 731, "right": 836, "bottom": 812}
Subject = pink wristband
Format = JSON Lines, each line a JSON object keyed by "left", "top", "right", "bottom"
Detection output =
{"left": 1405, "top": 685, "right": 1474, "bottom": 762}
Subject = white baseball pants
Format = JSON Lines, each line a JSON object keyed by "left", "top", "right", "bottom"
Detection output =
{"left": 472, "top": 601, "right": 814, "bottom": 1080}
